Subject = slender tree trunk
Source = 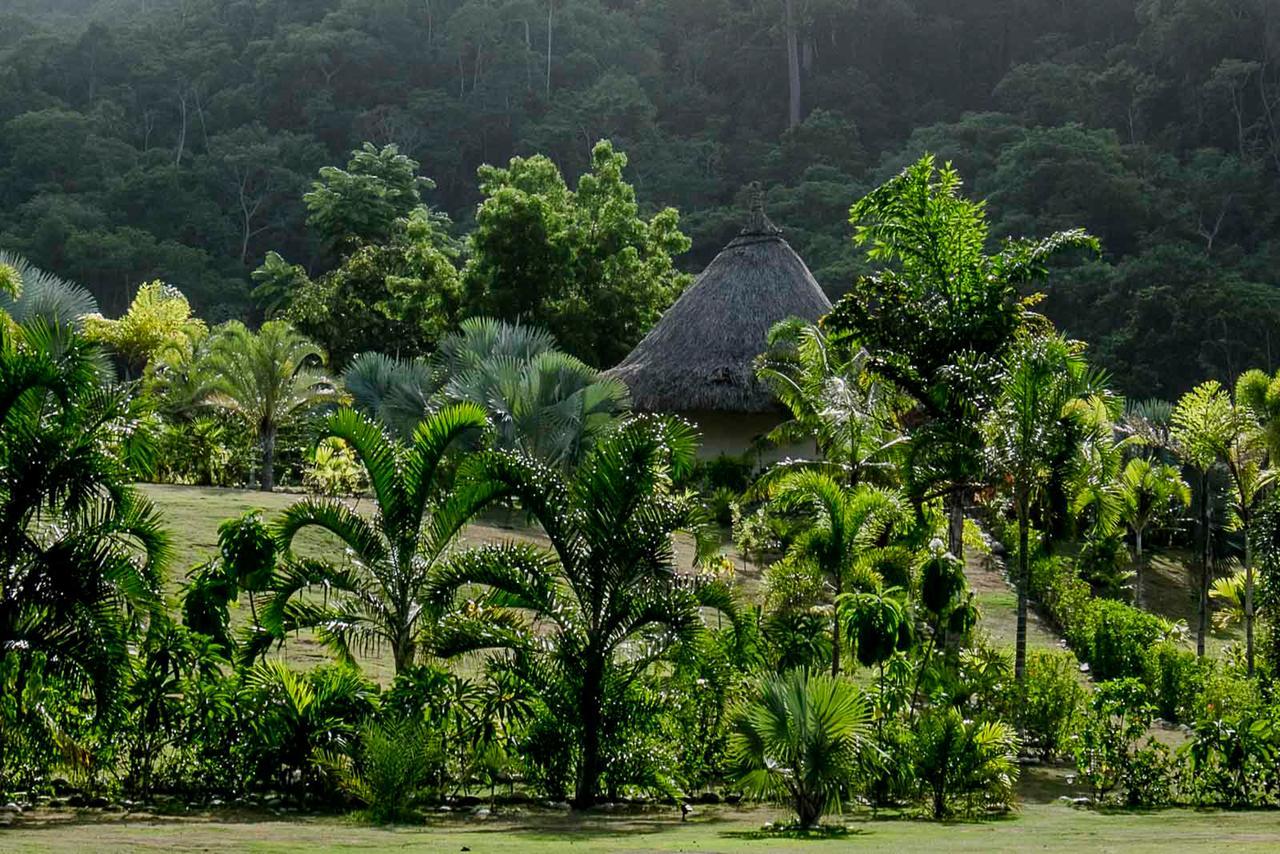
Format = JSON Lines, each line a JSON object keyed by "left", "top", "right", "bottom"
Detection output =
{"left": 1134, "top": 527, "right": 1145, "bottom": 610}
{"left": 260, "top": 424, "right": 276, "bottom": 492}
{"left": 947, "top": 490, "right": 965, "bottom": 564}
{"left": 832, "top": 570, "right": 842, "bottom": 676}
{"left": 1015, "top": 503, "right": 1029, "bottom": 681}
{"left": 573, "top": 655, "right": 604, "bottom": 810}
{"left": 784, "top": 0, "right": 802, "bottom": 128}
{"left": 1197, "top": 472, "right": 1210, "bottom": 658}
{"left": 546, "top": 0, "right": 554, "bottom": 98}
{"left": 1245, "top": 521, "right": 1255, "bottom": 675}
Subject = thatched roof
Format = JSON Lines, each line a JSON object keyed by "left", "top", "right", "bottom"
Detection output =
{"left": 607, "top": 192, "right": 832, "bottom": 414}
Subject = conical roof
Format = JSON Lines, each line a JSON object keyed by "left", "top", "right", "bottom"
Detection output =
{"left": 607, "top": 190, "right": 832, "bottom": 413}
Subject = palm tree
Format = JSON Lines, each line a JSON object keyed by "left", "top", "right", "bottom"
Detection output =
{"left": 202, "top": 320, "right": 338, "bottom": 490}
{"left": 427, "top": 416, "right": 733, "bottom": 809}
{"left": 0, "top": 251, "right": 98, "bottom": 328}
{"left": 343, "top": 317, "right": 628, "bottom": 466}
{"left": 729, "top": 669, "right": 879, "bottom": 829}
{"left": 913, "top": 706, "right": 1019, "bottom": 819}
{"left": 983, "top": 332, "right": 1102, "bottom": 680}
{"left": 756, "top": 318, "right": 904, "bottom": 486}
{"left": 1236, "top": 369, "right": 1280, "bottom": 464}
{"left": 254, "top": 404, "right": 491, "bottom": 674}
{"left": 765, "top": 470, "right": 907, "bottom": 676}
{"left": 0, "top": 320, "right": 169, "bottom": 707}
{"left": 1172, "top": 384, "right": 1259, "bottom": 665}
{"left": 1115, "top": 458, "right": 1191, "bottom": 609}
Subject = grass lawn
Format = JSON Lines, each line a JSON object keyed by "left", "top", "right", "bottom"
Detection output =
{"left": 6, "top": 803, "right": 1280, "bottom": 853}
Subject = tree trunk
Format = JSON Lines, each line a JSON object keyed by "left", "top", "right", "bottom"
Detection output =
{"left": 1245, "top": 522, "right": 1255, "bottom": 675}
{"left": 1014, "top": 504, "right": 1029, "bottom": 681}
{"left": 784, "top": 0, "right": 802, "bottom": 128}
{"left": 545, "top": 0, "right": 554, "bottom": 98}
{"left": 1134, "top": 527, "right": 1144, "bottom": 609}
{"left": 260, "top": 425, "right": 276, "bottom": 492}
{"left": 1197, "top": 472, "right": 1210, "bottom": 658}
{"left": 947, "top": 490, "right": 965, "bottom": 564}
{"left": 573, "top": 655, "right": 604, "bottom": 810}
{"left": 832, "top": 571, "right": 842, "bottom": 676}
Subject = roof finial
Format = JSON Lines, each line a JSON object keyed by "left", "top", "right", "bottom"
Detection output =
{"left": 742, "top": 182, "right": 781, "bottom": 237}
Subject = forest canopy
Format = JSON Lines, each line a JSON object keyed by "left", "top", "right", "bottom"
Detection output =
{"left": 2, "top": 0, "right": 1280, "bottom": 395}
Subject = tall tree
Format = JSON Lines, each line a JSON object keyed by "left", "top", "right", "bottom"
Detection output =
{"left": 983, "top": 331, "right": 1102, "bottom": 680}
{"left": 1115, "top": 457, "right": 1191, "bottom": 609}
{"left": 827, "top": 156, "right": 1098, "bottom": 563}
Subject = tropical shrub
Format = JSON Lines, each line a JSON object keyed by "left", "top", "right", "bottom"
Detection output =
{"left": 1009, "top": 650, "right": 1085, "bottom": 759}
{"left": 316, "top": 717, "right": 440, "bottom": 823}
{"left": 912, "top": 706, "right": 1020, "bottom": 818}
{"left": 1143, "top": 642, "right": 1205, "bottom": 723}
{"left": 303, "top": 437, "right": 367, "bottom": 496}
{"left": 1070, "top": 679, "right": 1154, "bottom": 803}
{"left": 1086, "top": 599, "right": 1172, "bottom": 682}
{"left": 730, "top": 669, "right": 878, "bottom": 829}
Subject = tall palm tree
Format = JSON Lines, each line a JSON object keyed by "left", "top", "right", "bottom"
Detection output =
{"left": 1115, "top": 457, "right": 1191, "bottom": 609}
{"left": 202, "top": 320, "right": 338, "bottom": 490}
{"left": 729, "top": 669, "right": 879, "bottom": 828}
{"left": 253, "top": 404, "right": 491, "bottom": 674}
{"left": 1171, "top": 381, "right": 1243, "bottom": 658}
{"left": 1236, "top": 369, "right": 1280, "bottom": 465}
{"left": 984, "top": 332, "right": 1102, "bottom": 680}
{"left": 0, "top": 320, "right": 169, "bottom": 707}
{"left": 427, "top": 416, "right": 733, "bottom": 809}
{"left": 765, "top": 470, "right": 907, "bottom": 676}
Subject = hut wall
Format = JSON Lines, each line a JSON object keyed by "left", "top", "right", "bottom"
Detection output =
{"left": 682, "top": 410, "right": 815, "bottom": 465}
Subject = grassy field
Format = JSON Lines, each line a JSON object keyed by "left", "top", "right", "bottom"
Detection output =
{"left": 7, "top": 803, "right": 1280, "bottom": 853}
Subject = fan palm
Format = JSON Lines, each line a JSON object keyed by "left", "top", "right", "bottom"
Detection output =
{"left": 729, "top": 669, "right": 878, "bottom": 828}
{"left": 1115, "top": 458, "right": 1191, "bottom": 609}
{"left": 984, "top": 332, "right": 1104, "bottom": 680}
{"left": 254, "top": 404, "right": 491, "bottom": 674}
{"left": 342, "top": 317, "right": 628, "bottom": 466}
{"left": 0, "top": 251, "right": 98, "bottom": 328}
{"left": 201, "top": 320, "right": 339, "bottom": 490}
{"left": 0, "top": 320, "right": 168, "bottom": 707}
{"left": 765, "top": 470, "right": 908, "bottom": 676}
{"left": 427, "top": 415, "right": 733, "bottom": 809}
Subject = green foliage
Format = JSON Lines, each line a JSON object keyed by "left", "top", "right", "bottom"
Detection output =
{"left": 730, "top": 669, "right": 878, "bottom": 829}
{"left": 1070, "top": 678, "right": 1155, "bottom": 803}
{"left": 82, "top": 281, "right": 206, "bottom": 379}
{"left": 463, "top": 141, "right": 691, "bottom": 367}
{"left": 303, "top": 437, "right": 367, "bottom": 497}
{"left": 428, "top": 415, "right": 732, "bottom": 808}
{"left": 912, "top": 706, "right": 1020, "bottom": 819}
{"left": 1009, "top": 650, "right": 1085, "bottom": 760}
{"left": 316, "top": 717, "right": 439, "bottom": 823}
{"left": 304, "top": 143, "right": 434, "bottom": 253}
{"left": 256, "top": 404, "right": 490, "bottom": 674}
{"left": 201, "top": 320, "right": 338, "bottom": 490}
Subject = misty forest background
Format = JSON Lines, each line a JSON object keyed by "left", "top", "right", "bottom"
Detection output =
{"left": 2, "top": 0, "right": 1278, "bottom": 398}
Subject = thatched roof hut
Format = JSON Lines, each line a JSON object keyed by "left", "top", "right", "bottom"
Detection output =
{"left": 608, "top": 192, "right": 832, "bottom": 418}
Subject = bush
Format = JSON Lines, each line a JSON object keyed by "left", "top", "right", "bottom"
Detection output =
{"left": 1143, "top": 642, "right": 1205, "bottom": 723}
{"left": 1070, "top": 679, "right": 1154, "bottom": 803}
{"left": 316, "top": 717, "right": 439, "bottom": 823}
{"left": 1086, "top": 600, "right": 1170, "bottom": 682}
{"left": 1123, "top": 740, "right": 1176, "bottom": 808}
{"left": 1011, "top": 651, "right": 1085, "bottom": 759}
{"left": 913, "top": 706, "right": 1020, "bottom": 818}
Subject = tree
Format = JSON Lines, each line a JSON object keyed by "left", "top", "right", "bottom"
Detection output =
{"left": 729, "top": 669, "right": 878, "bottom": 829}
{"left": 463, "top": 140, "right": 692, "bottom": 367}
{"left": 344, "top": 317, "right": 629, "bottom": 466}
{"left": 427, "top": 416, "right": 732, "bottom": 809}
{"left": 826, "top": 156, "right": 1099, "bottom": 561}
{"left": 765, "top": 470, "right": 907, "bottom": 676}
{"left": 83, "top": 280, "right": 206, "bottom": 380}
{"left": 1171, "top": 381, "right": 1243, "bottom": 658}
{"left": 756, "top": 318, "right": 904, "bottom": 487}
{"left": 254, "top": 405, "right": 491, "bottom": 674}
{"left": 304, "top": 143, "right": 433, "bottom": 252}
{"left": 983, "top": 331, "right": 1102, "bottom": 680}
{"left": 201, "top": 320, "right": 338, "bottom": 491}
{"left": 1115, "top": 458, "right": 1191, "bottom": 609}
{"left": 913, "top": 706, "right": 1019, "bottom": 819}
{"left": 0, "top": 319, "right": 168, "bottom": 709}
